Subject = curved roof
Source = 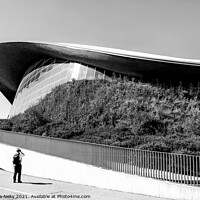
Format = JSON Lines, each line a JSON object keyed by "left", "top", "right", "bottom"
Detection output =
{"left": 1, "top": 41, "right": 200, "bottom": 103}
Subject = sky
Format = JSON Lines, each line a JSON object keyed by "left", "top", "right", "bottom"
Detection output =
{"left": 1, "top": 0, "right": 200, "bottom": 118}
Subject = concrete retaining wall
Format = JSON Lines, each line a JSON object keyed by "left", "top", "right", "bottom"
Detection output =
{"left": 1, "top": 142, "right": 200, "bottom": 200}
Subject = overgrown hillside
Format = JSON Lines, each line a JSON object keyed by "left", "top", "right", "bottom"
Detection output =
{"left": 1, "top": 78, "right": 200, "bottom": 155}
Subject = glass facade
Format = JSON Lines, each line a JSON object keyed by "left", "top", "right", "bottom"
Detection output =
{"left": 9, "top": 60, "right": 107, "bottom": 117}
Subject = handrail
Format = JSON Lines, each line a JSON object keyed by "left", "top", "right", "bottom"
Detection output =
{"left": 0, "top": 130, "right": 199, "bottom": 186}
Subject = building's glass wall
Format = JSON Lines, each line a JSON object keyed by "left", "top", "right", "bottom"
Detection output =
{"left": 9, "top": 61, "right": 107, "bottom": 117}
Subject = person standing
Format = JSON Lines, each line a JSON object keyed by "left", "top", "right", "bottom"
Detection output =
{"left": 13, "top": 148, "right": 25, "bottom": 183}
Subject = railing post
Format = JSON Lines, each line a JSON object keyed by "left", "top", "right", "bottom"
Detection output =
{"left": 174, "top": 154, "right": 177, "bottom": 183}
{"left": 158, "top": 152, "right": 160, "bottom": 179}
{"left": 190, "top": 155, "right": 192, "bottom": 185}
{"left": 110, "top": 145, "right": 113, "bottom": 170}
{"left": 178, "top": 154, "right": 180, "bottom": 184}
{"left": 152, "top": 151, "right": 154, "bottom": 178}
{"left": 196, "top": 156, "right": 198, "bottom": 186}
{"left": 150, "top": 151, "right": 152, "bottom": 178}
{"left": 166, "top": 153, "right": 168, "bottom": 181}
{"left": 155, "top": 151, "right": 157, "bottom": 179}
{"left": 193, "top": 155, "right": 195, "bottom": 186}
{"left": 180, "top": 154, "right": 183, "bottom": 184}
{"left": 162, "top": 152, "right": 164, "bottom": 180}
{"left": 187, "top": 155, "right": 189, "bottom": 185}
{"left": 169, "top": 153, "right": 171, "bottom": 182}
{"left": 140, "top": 150, "right": 142, "bottom": 176}
{"left": 134, "top": 149, "right": 136, "bottom": 175}
{"left": 131, "top": 148, "right": 133, "bottom": 175}
{"left": 147, "top": 150, "right": 149, "bottom": 177}
{"left": 183, "top": 154, "right": 186, "bottom": 185}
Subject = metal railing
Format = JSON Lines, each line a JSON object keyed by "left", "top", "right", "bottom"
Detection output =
{"left": 0, "top": 130, "right": 199, "bottom": 186}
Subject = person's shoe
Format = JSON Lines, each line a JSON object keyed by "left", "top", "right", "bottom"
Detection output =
{"left": 18, "top": 181, "right": 22, "bottom": 183}
{"left": 13, "top": 181, "right": 16, "bottom": 183}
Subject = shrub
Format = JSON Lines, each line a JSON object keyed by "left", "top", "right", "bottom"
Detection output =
{"left": 0, "top": 119, "right": 12, "bottom": 131}
{"left": 2, "top": 77, "right": 200, "bottom": 154}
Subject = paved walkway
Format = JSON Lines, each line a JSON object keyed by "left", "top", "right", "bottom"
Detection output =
{"left": 0, "top": 169, "right": 172, "bottom": 200}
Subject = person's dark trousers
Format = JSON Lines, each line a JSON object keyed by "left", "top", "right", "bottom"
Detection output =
{"left": 13, "top": 164, "right": 22, "bottom": 183}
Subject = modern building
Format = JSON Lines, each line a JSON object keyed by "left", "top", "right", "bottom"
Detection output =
{"left": 1, "top": 42, "right": 200, "bottom": 117}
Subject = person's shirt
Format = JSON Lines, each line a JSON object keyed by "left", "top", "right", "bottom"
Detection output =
{"left": 13, "top": 152, "right": 25, "bottom": 165}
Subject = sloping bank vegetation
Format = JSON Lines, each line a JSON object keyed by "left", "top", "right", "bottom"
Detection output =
{"left": 1, "top": 78, "right": 200, "bottom": 155}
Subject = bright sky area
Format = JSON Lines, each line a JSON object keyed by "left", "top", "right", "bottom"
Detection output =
{"left": 1, "top": 0, "right": 200, "bottom": 118}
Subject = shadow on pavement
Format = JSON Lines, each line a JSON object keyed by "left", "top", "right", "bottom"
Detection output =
{"left": 22, "top": 182, "right": 52, "bottom": 185}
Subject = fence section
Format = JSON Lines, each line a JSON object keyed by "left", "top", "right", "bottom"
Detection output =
{"left": 0, "top": 130, "right": 199, "bottom": 186}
